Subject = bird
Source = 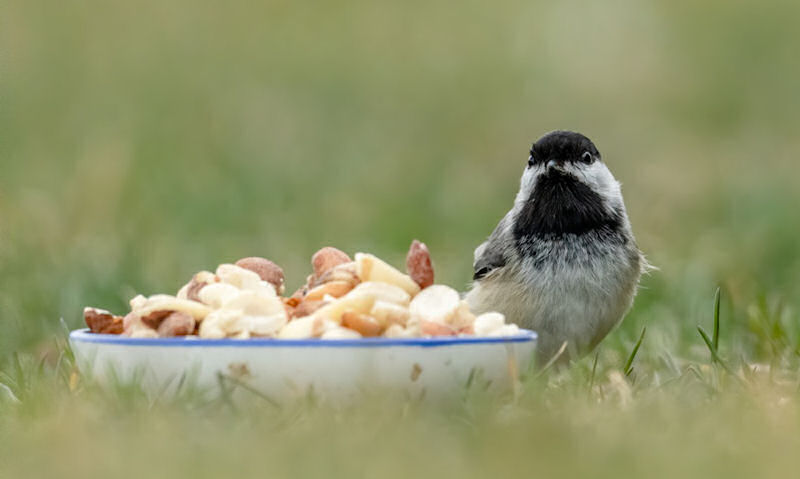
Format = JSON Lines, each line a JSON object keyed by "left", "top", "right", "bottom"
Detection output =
{"left": 465, "top": 131, "right": 646, "bottom": 365}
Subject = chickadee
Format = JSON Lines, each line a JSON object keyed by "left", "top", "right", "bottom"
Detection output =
{"left": 466, "top": 131, "right": 645, "bottom": 364}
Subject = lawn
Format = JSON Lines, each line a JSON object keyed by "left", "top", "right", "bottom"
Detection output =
{"left": 2, "top": 0, "right": 800, "bottom": 477}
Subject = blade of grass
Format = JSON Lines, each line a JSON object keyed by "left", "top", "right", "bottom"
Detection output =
{"left": 0, "top": 382, "right": 21, "bottom": 404}
{"left": 219, "top": 373, "right": 281, "bottom": 409}
{"left": 12, "top": 352, "right": 26, "bottom": 396}
{"left": 58, "top": 317, "right": 71, "bottom": 337}
{"left": 148, "top": 375, "right": 180, "bottom": 410}
{"left": 588, "top": 351, "right": 599, "bottom": 394}
{"left": 712, "top": 287, "right": 721, "bottom": 352}
{"left": 698, "top": 326, "right": 715, "bottom": 360}
{"left": 698, "top": 326, "right": 743, "bottom": 383}
{"left": 535, "top": 341, "right": 568, "bottom": 378}
{"left": 685, "top": 365, "right": 704, "bottom": 382}
{"left": 660, "top": 352, "right": 681, "bottom": 377}
{"left": 465, "top": 367, "right": 477, "bottom": 391}
{"left": 0, "top": 372, "right": 15, "bottom": 389}
{"left": 216, "top": 372, "right": 238, "bottom": 412}
{"left": 624, "top": 327, "right": 646, "bottom": 377}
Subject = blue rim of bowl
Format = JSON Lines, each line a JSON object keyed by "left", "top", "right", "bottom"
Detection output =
{"left": 69, "top": 328, "right": 536, "bottom": 348}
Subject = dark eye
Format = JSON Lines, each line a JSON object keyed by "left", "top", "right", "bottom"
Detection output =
{"left": 527, "top": 155, "right": 535, "bottom": 168}
{"left": 580, "top": 151, "right": 594, "bottom": 164}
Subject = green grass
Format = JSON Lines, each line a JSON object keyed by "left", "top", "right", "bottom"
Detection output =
{"left": 2, "top": 0, "right": 800, "bottom": 477}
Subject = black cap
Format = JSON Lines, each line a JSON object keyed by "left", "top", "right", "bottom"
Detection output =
{"left": 529, "top": 131, "right": 600, "bottom": 166}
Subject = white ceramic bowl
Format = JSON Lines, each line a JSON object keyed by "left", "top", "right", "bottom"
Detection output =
{"left": 70, "top": 329, "right": 536, "bottom": 402}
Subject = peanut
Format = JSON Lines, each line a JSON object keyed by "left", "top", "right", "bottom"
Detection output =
{"left": 304, "top": 280, "right": 354, "bottom": 301}
{"left": 122, "top": 312, "right": 158, "bottom": 338}
{"left": 312, "top": 293, "right": 374, "bottom": 324}
{"left": 370, "top": 300, "right": 410, "bottom": 327}
{"left": 341, "top": 311, "right": 383, "bottom": 337}
{"left": 293, "top": 299, "right": 325, "bottom": 318}
{"left": 177, "top": 271, "right": 217, "bottom": 302}
{"left": 313, "top": 262, "right": 360, "bottom": 288}
{"left": 157, "top": 312, "right": 196, "bottom": 337}
{"left": 419, "top": 319, "right": 456, "bottom": 337}
{"left": 140, "top": 310, "right": 172, "bottom": 329}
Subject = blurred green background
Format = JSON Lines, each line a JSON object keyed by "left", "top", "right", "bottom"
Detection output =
{"left": 2, "top": 1, "right": 800, "bottom": 476}
{"left": 3, "top": 0, "right": 798, "bottom": 357}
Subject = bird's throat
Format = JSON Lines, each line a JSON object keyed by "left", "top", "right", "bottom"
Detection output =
{"left": 513, "top": 170, "right": 621, "bottom": 241}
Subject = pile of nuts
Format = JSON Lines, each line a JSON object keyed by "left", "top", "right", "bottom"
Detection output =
{"left": 83, "top": 240, "right": 520, "bottom": 339}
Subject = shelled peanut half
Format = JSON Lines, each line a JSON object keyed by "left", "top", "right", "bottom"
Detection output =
{"left": 83, "top": 240, "right": 521, "bottom": 339}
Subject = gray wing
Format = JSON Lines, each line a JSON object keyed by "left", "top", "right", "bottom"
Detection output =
{"left": 472, "top": 212, "right": 513, "bottom": 281}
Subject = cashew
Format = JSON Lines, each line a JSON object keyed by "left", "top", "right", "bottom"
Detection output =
{"left": 354, "top": 253, "right": 420, "bottom": 297}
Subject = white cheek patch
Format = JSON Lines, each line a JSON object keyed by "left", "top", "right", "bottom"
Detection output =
{"left": 592, "top": 163, "right": 622, "bottom": 206}
{"left": 556, "top": 162, "right": 623, "bottom": 211}
{"left": 515, "top": 166, "right": 545, "bottom": 205}
{"left": 582, "top": 163, "right": 623, "bottom": 210}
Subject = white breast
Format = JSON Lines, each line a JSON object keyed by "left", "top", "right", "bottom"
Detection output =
{"left": 466, "top": 235, "right": 640, "bottom": 362}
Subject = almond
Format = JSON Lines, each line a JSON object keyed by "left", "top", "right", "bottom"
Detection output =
{"left": 406, "top": 240, "right": 434, "bottom": 289}
{"left": 312, "top": 247, "right": 351, "bottom": 280}
{"left": 235, "top": 257, "right": 285, "bottom": 295}
{"left": 83, "top": 307, "right": 124, "bottom": 335}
